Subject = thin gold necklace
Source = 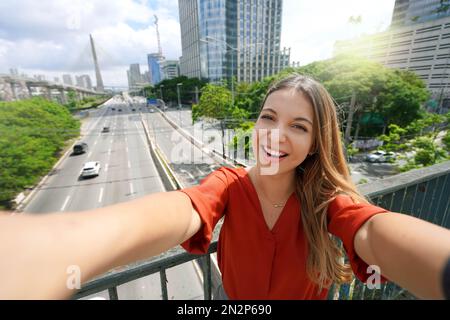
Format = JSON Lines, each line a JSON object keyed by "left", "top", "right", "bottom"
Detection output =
{"left": 253, "top": 171, "right": 290, "bottom": 208}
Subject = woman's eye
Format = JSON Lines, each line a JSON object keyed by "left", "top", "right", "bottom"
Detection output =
{"left": 260, "top": 114, "right": 273, "bottom": 121}
{"left": 292, "top": 124, "right": 307, "bottom": 132}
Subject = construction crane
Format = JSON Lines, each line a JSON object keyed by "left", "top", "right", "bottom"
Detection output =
{"left": 154, "top": 15, "right": 162, "bottom": 57}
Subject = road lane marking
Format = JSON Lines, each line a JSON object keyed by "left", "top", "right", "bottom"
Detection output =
{"left": 196, "top": 167, "right": 205, "bottom": 176}
{"left": 181, "top": 169, "right": 195, "bottom": 180}
{"left": 87, "top": 151, "right": 92, "bottom": 158}
{"left": 129, "top": 182, "right": 134, "bottom": 194}
{"left": 60, "top": 196, "right": 70, "bottom": 211}
{"left": 98, "top": 187, "right": 104, "bottom": 203}
{"left": 108, "top": 148, "right": 111, "bottom": 155}
{"left": 126, "top": 147, "right": 129, "bottom": 153}
{"left": 105, "top": 163, "right": 108, "bottom": 172}
{"left": 136, "top": 122, "right": 153, "bottom": 158}
{"left": 128, "top": 161, "right": 131, "bottom": 168}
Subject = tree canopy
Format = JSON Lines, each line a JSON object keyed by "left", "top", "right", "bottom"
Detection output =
{"left": 0, "top": 98, "right": 80, "bottom": 208}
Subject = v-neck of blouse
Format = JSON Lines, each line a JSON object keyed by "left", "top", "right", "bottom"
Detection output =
{"left": 237, "top": 167, "right": 297, "bottom": 234}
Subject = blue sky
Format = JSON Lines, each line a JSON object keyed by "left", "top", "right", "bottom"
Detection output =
{"left": 0, "top": 0, "right": 395, "bottom": 87}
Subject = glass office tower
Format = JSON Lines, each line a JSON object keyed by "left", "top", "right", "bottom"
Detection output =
{"left": 391, "top": 0, "right": 450, "bottom": 26}
{"left": 179, "top": 0, "right": 290, "bottom": 83}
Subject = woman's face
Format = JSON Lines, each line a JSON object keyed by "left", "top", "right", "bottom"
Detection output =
{"left": 252, "top": 88, "right": 315, "bottom": 175}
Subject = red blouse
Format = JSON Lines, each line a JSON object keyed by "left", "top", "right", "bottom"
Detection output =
{"left": 179, "top": 166, "right": 389, "bottom": 299}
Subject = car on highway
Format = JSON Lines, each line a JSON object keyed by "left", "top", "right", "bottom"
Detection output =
{"left": 118, "top": 109, "right": 122, "bottom": 112}
{"left": 102, "top": 126, "right": 110, "bottom": 133}
{"left": 80, "top": 161, "right": 101, "bottom": 178}
{"left": 73, "top": 142, "right": 88, "bottom": 155}
{"left": 150, "top": 108, "right": 155, "bottom": 113}
{"left": 365, "top": 150, "right": 396, "bottom": 163}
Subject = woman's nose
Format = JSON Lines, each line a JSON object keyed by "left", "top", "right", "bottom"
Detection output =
{"left": 268, "top": 126, "right": 287, "bottom": 144}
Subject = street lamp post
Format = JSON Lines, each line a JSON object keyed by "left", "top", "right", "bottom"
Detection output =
{"left": 159, "top": 84, "right": 164, "bottom": 101}
{"left": 177, "top": 83, "right": 182, "bottom": 109}
{"left": 177, "top": 83, "right": 182, "bottom": 126}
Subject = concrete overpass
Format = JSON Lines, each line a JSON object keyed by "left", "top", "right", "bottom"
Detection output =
{"left": 0, "top": 74, "right": 104, "bottom": 103}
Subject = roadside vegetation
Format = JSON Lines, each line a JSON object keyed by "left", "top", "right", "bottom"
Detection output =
{"left": 65, "top": 90, "right": 111, "bottom": 111}
{"left": 0, "top": 97, "right": 80, "bottom": 209}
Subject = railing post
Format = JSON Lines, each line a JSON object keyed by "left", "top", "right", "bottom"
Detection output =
{"left": 160, "top": 269, "right": 169, "bottom": 300}
{"left": 108, "top": 287, "right": 118, "bottom": 300}
{"left": 202, "top": 255, "right": 212, "bottom": 300}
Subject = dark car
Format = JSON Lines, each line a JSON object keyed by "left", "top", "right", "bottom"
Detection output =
{"left": 132, "top": 108, "right": 136, "bottom": 111}
{"left": 102, "top": 126, "right": 110, "bottom": 133}
{"left": 118, "top": 109, "right": 122, "bottom": 112}
{"left": 111, "top": 107, "right": 116, "bottom": 111}
{"left": 73, "top": 142, "right": 88, "bottom": 155}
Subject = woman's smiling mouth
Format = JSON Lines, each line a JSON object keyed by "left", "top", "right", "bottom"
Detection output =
{"left": 261, "top": 145, "right": 289, "bottom": 162}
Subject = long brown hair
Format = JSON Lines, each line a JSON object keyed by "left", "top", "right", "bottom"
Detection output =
{"left": 259, "top": 73, "right": 371, "bottom": 291}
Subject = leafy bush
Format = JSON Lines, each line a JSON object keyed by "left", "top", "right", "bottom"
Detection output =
{"left": 443, "top": 130, "right": 450, "bottom": 152}
{"left": 0, "top": 98, "right": 80, "bottom": 208}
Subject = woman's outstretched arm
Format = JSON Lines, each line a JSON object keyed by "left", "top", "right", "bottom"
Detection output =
{"left": 354, "top": 212, "right": 450, "bottom": 299}
{"left": 0, "top": 191, "right": 201, "bottom": 299}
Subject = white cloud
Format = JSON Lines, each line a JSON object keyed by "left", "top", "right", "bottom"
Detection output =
{"left": 0, "top": 0, "right": 181, "bottom": 87}
{"left": 0, "top": 0, "right": 396, "bottom": 86}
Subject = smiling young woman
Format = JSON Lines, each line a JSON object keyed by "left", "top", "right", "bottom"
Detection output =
{"left": 1, "top": 74, "right": 450, "bottom": 300}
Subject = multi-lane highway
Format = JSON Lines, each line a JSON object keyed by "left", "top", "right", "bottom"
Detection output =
{"left": 21, "top": 96, "right": 204, "bottom": 300}
{"left": 24, "top": 97, "right": 165, "bottom": 213}
{"left": 143, "top": 108, "right": 223, "bottom": 187}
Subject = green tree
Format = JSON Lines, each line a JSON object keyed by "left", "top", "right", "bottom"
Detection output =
{"left": 442, "top": 130, "right": 450, "bottom": 152}
{"left": 412, "top": 136, "right": 447, "bottom": 166}
{"left": 375, "top": 70, "right": 429, "bottom": 129}
{"left": 294, "top": 55, "right": 429, "bottom": 139}
{"left": 192, "top": 83, "right": 252, "bottom": 158}
{"left": 66, "top": 90, "right": 78, "bottom": 112}
{"left": 154, "top": 76, "right": 207, "bottom": 105}
{"left": 378, "top": 124, "right": 408, "bottom": 152}
{"left": 0, "top": 98, "right": 80, "bottom": 208}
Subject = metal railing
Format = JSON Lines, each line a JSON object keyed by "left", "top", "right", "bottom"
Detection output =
{"left": 329, "top": 160, "right": 450, "bottom": 300}
{"left": 72, "top": 160, "right": 449, "bottom": 300}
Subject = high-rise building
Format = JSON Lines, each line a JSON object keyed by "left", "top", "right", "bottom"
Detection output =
{"left": 391, "top": 0, "right": 450, "bottom": 27}
{"left": 80, "top": 75, "right": 93, "bottom": 90}
{"left": 62, "top": 74, "right": 73, "bottom": 86}
{"left": 127, "top": 63, "right": 145, "bottom": 89}
{"left": 334, "top": 1, "right": 450, "bottom": 113}
{"left": 143, "top": 71, "right": 151, "bottom": 83}
{"left": 178, "top": 0, "right": 290, "bottom": 83}
{"left": 147, "top": 53, "right": 163, "bottom": 85}
{"left": 9, "top": 68, "right": 18, "bottom": 76}
{"left": 73, "top": 75, "right": 93, "bottom": 89}
{"left": 75, "top": 75, "right": 84, "bottom": 88}
{"left": 161, "top": 60, "right": 180, "bottom": 80}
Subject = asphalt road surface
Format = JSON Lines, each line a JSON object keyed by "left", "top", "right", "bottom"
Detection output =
{"left": 21, "top": 96, "right": 204, "bottom": 300}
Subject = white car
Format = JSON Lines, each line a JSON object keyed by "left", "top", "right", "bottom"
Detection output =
{"left": 80, "top": 161, "right": 101, "bottom": 178}
{"left": 365, "top": 150, "right": 396, "bottom": 163}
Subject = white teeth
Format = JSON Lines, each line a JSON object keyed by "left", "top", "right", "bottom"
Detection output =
{"left": 263, "top": 146, "right": 287, "bottom": 157}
